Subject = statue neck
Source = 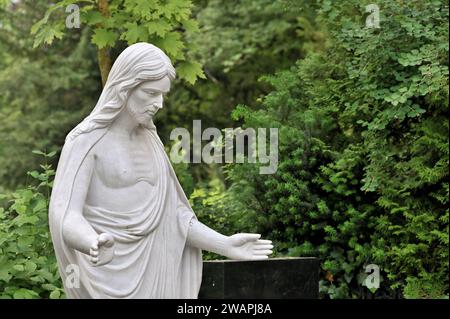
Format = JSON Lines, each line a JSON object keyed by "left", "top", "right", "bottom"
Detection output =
{"left": 109, "top": 107, "right": 146, "bottom": 139}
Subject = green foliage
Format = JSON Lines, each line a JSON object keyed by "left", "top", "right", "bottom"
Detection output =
{"left": 403, "top": 273, "right": 449, "bottom": 299}
{"left": 156, "top": 0, "right": 323, "bottom": 183}
{"left": 189, "top": 177, "right": 257, "bottom": 260}
{"left": 31, "top": 0, "right": 205, "bottom": 84}
{"left": 0, "top": 152, "right": 64, "bottom": 299}
{"left": 227, "top": 0, "right": 449, "bottom": 298}
{"left": 0, "top": 0, "right": 101, "bottom": 191}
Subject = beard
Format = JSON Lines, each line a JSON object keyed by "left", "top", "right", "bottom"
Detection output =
{"left": 127, "top": 105, "right": 152, "bottom": 128}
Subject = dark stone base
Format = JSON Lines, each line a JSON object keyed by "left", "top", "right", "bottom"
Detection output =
{"left": 199, "top": 257, "right": 319, "bottom": 299}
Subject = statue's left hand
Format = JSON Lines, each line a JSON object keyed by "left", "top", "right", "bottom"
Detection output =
{"left": 225, "top": 233, "right": 273, "bottom": 261}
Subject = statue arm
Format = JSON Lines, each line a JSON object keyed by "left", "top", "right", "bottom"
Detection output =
{"left": 186, "top": 218, "right": 229, "bottom": 256}
{"left": 186, "top": 218, "right": 273, "bottom": 261}
{"left": 62, "top": 152, "right": 98, "bottom": 255}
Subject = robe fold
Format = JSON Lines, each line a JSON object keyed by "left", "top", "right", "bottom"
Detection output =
{"left": 49, "top": 126, "right": 202, "bottom": 299}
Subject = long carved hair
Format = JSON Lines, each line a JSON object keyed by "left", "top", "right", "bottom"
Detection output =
{"left": 67, "top": 42, "right": 176, "bottom": 140}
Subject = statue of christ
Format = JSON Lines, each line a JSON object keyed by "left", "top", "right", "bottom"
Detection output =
{"left": 49, "top": 43, "right": 273, "bottom": 299}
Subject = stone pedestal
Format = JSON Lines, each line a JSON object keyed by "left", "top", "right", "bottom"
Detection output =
{"left": 199, "top": 257, "right": 319, "bottom": 299}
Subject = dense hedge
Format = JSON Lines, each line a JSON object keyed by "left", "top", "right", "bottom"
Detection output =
{"left": 227, "top": 0, "right": 449, "bottom": 298}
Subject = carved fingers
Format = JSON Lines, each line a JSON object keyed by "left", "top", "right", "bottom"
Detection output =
{"left": 232, "top": 233, "right": 261, "bottom": 246}
{"left": 250, "top": 239, "right": 273, "bottom": 260}
{"left": 98, "top": 233, "right": 115, "bottom": 247}
{"left": 228, "top": 233, "right": 274, "bottom": 261}
{"left": 89, "top": 233, "right": 115, "bottom": 266}
{"left": 89, "top": 243, "right": 99, "bottom": 265}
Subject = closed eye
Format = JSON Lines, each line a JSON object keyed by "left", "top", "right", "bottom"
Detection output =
{"left": 142, "top": 89, "right": 159, "bottom": 94}
{"left": 142, "top": 89, "right": 168, "bottom": 97}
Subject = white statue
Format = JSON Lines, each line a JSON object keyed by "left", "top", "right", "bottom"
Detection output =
{"left": 49, "top": 43, "right": 273, "bottom": 299}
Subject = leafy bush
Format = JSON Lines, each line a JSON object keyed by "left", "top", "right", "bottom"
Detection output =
{"left": 0, "top": 151, "right": 64, "bottom": 299}
{"left": 228, "top": 0, "right": 449, "bottom": 298}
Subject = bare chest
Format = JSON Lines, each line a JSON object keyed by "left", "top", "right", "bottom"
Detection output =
{"left": 93, "top": 133, "right": 159, "bottom": 188}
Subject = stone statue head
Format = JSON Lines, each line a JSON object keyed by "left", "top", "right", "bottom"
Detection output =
{"left": 67, "top": 42, "right": 175, "bottom": 140}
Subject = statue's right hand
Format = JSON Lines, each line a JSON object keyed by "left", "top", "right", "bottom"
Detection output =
{"left": 89, "top": 233, "right": 115, "bottom": 267}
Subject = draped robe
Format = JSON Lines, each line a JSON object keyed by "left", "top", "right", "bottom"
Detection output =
{"left": 49, "top": 126, "right": 202, "bottom": 298}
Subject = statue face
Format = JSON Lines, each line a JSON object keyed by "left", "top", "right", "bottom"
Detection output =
{"left": 126, "top": 76, "right": 171, "bottom": 126}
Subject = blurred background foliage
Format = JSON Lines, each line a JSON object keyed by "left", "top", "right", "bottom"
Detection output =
{"left": 0, "top": 0, "right": 448, "bottom": 299}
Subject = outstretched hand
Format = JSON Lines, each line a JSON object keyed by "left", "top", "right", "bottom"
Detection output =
{"left": 225, "top": 233, "right": 273, "bottom": 261}
{"left": 89, "top": 233, "right": 115, "bottom": 266}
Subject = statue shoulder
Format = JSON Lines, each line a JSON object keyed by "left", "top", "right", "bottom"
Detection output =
{"left": 61, "top": 128, "right": 108, "bottom": 161}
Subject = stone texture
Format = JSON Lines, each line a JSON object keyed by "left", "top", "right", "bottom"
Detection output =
{"left": 199, "top": 257, "right": 319, "bottom": 299}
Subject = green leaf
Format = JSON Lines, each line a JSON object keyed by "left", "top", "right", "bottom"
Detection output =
{"left": 32, "top": 24, "right": 64, "bottom": 48}
{"left": 146, "top": 19, "right": 171, "bottom": 37}
{"left": 125, "top": 0, "right": 158, "bottom": 20}
{"left": 18, "top": 237, "right": 35, "bottom": 248}
{"left": 121, "top": 22, "right": 149, "bottom": 44}
{"left": 24, "top": 261, "right": 37, "bottom": 273}
{"left": 91, "top": 28, "right": 118, "bottom": 49}
{"left": 13, "top": 289, "right": 39, "bottom": 299}
{"left": 30, "top": 2, "right": 64, "bottom": 35}
{"left": 82, "top": 10, "right": 104, "bottom": 25}
{"left": 49, "top": 290, "right": 61, "bottom": 299}
{"left": 182, "top": 19, "right": 199, "bottom": 33}
{"left": 0, "top": 270, "right": 12, "bottom": 283}
{"left": 14, "top": 205, "right": 27, "bottom": 215}
{"left": 28, "top": 171, "right": 40, "bottom": 179}
{"left": 153, "top": 32, "right": 184, "bottom": 60}
{"left": 33, "top": 199, "right": 47, "bottom": 213}
{"left": 176, "top": 61, "right": 205, "bottom": 85}
{"left": 31, "top": 150, "right": 46, "bottom": 156}
{"left": 13, "top": 265, "right": 24, "bottom": 272}
{"left": 161, "top": 0, "right": 192, "bottom": 21}
{"left": 15, "top": 215, "right": 39, "bottom": 226}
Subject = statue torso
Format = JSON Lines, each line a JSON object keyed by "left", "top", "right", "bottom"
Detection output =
{"left": 85, "top": 130, "right": 161, "bottom": 212}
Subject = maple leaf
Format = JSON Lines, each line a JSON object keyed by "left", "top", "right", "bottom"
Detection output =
{"left": 32, "top": 24, "right": 64, "bottom": 48}
{"left": 146, "top": 19, "right": 171, "bottom": 37}
{"left": 121, "top": 22, "right": 148, "bottom": 44}
{"left": 91, "top": 28, "right": 118, "bottom": 49}
{"left": 182, "top": 19, "right": 199, "bottom": 33}
{"left": 176, "top": 61, "right": 206, "bottom": 85}
{"left": 160, "top": 0, "right": 192, "bottom": 21}
{"left": 124, "top": 0, "right": 158, "bottom": 20}
{"left": 153, "top": 32, "right": 184, "bottom": 60}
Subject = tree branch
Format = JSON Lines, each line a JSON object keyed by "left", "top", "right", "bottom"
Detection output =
{"left": 97, "top": 0, "right": 112, "bottom": 87}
